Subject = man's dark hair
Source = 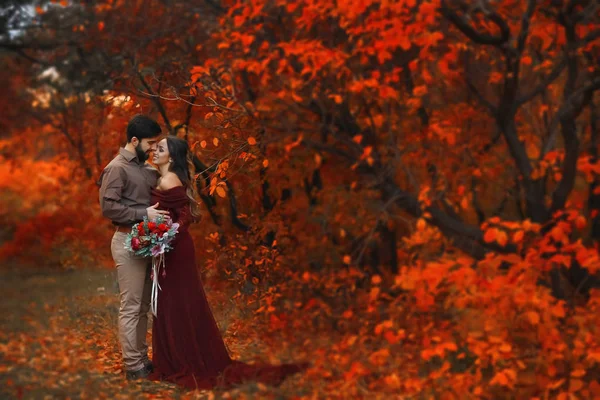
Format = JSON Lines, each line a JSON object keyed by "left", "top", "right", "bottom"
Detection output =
{"left": 126, "top": 115, "right": 162, "bottom": 142}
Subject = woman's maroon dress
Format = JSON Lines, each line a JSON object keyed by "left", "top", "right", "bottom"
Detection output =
{"left": 148, "top": 186, "right": 304, "bottom": 390}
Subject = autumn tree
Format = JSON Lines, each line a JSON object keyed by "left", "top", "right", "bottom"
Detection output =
{"left": 182, "top": 0, "right": 600, "bottom": 295}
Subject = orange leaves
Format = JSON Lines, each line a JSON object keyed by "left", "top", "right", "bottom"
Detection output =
{"left": 368, "top": 348, "right": 390, "bottom": 366}
{"left": 483, "top": 227, "right": 508, "bottom": 247}
{"left": 575, "top": 246, "right": 600, "bottom": 274}
{"left": 208, "top": 176, "right": 227, "bottom": 198}
{"left": 489, "top": 72, "right": 504, "bottom": 84}
{"left": 412, "top": 85, "right": 428, "bottom": 97}
{"left": 383, "top": 373, "right": 402, "bottom": 390}
{"left": 414, "top": 287, "right": 435, "bottom": 311}
{"left": 383, "top": 329, "right": 405, "bottom": 345}
{"left": 574, "top": 216, "right": 586, "bottom": 230}
{"left": 550, "top": 302, "right": 566, "bottom": 318}
{"left": 490, "top": 368, "right": 517, "bottom": 388}
{"left": 377, "top": 49, "right": 392, "bottom": 64}
{"left": 356, "top": 145, "right": 374, "bottom": 167}
{"left": 374, "top": 319, "right": 393, "bottom": 335}
{"left": 549, "top": 226, "right": 566, "bottom": 243}
{"left": 576, "top": 155, "right": 600, "bottom": 183}
{"left": 269, "top": 313, "right": 287, "bottom": 330}
{"left": 512, "top": 230, "right": 525, "bottom": 243}
{"left": 526, "top": 142, "right": 540, "bottom": 159}
{"left": 371, "top": 274, "right": 382, "bottom": 285}
{"left": 570, "top": 369, "right": 586, "bottom": 378}
{"left": 343, "top": 361, "right": 369, "bottom": 381}
{"left": 247, "top": 136, "right": 257, "bottom": 145}
{"left": 314, "top": 153, "right": 323, "bottom": 167}
{"left": 329, "top": 94, "right": 343, "bottom": 104}
{"left": 499, "top": 343, "right": 512, "bottom": 353}
{"left": 215, "top": 186, "right": 227, "bottom": 198}
{"left": 420, "top": 341, "right": 458, "bottom": 361}
{"left": 496, "top": 230, "right": 508, "bottom": 247}
{"left": 240, "top": 34, "right": 255, "bottom": 48}
{"left": 429, "top": 122, "right": 459, "bottom": 146}
{"left": 525, "top": 311, "right": 540, "bottom": 325}
{"left": 521, "top": 55, "right": 532, "bottom": 65}
{"left": 460, "top": 196, "right": 469, "bottom": 210}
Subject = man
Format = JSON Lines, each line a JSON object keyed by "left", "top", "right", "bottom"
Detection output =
{"left": 98, "top": 115, "right": 170, "bottom": 380}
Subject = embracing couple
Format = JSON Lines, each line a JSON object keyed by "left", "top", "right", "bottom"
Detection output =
{"left": 98, "top": 115, "right": 305, "bottom": 390}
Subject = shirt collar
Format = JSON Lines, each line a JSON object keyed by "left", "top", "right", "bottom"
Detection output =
{"left": 120, "top": 147, "right": 141, "bottom": 164}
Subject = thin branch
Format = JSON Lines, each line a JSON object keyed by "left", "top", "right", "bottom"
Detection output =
{"left": 466, "top": 78, "right": 497, "bottom": 114}
{"left": 516, "top": 0, "right": 537, "bottom": 54}
{"left": 571, "top": 0, "right": 600, "bottom": 23}
{"left": 135, "top": 69, "right": 172, "bottom": 131}
{"left": 517, "top": 57, "right": 567, "bottom": 105}
{"left": 542, "top": 77, "right": 600, "bottom": 155}
{"left": 582, "top": 29, "right": 600, "bottom": 44}
{"left": 440, "top": 0, "right": 510, "bottom": 46}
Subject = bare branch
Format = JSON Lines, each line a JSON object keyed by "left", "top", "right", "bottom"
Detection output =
{"left": 466, "top": 78, "right": 497, "bottom": 114}
{"left": 582, "top": 29, "right": 600, "bottom": 44}
{"left": 517, "top": 57, "right": 567, "bottom": 105}
{"left": 516, "top": 0, "right": 537, "bottom": 54}
{"left": 571, "top": 0, "right": 600, "bottom": 23}
{"left": 135, "top": 69, "right": 172, "bottom": 131}
{"left": 542, "top": 77, "right": 600, "bottom": 155}
{"left": 440, "top": 0, "right": 510, "bottom": 46}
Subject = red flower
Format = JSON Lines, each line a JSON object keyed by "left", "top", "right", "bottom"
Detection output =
{"left": 137, "top": 223, "right": 145, "bottom": 235}
{"left": 148, "top": 222, "right": 157, "bottom": 231}
{"left": 131, "top": 237, "right": 140, "bottom": 250}
{"left": 158, "top": 223, "right": 168, "bottom": 232}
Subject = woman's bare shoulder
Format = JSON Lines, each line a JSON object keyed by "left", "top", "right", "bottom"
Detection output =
{"left": 157, "top": 173, "right": 183, "bottom": 190}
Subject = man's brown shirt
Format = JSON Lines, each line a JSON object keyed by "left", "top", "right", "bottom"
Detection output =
{"left": 98, "top": 148, "right": 160, "bottom": 226}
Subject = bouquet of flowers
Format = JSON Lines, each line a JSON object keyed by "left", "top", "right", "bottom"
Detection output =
{"left": 124, "top": 215, "right": 179, "bottom": 257}
{"left": 124, "top": 215, "right": 179, "bottom": 316}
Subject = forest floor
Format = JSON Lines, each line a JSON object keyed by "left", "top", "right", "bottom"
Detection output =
{"left": 0, "top": 265, "right": 313, "bottom": 400}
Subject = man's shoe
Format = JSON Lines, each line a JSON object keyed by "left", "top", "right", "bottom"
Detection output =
{"left": 125, "top": 366, "right": 150, "bottom": 380}
{"left": 144, "top": 361, "right": 154, "bottom": 373}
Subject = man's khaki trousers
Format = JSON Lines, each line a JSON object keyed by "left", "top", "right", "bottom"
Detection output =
{"left": 110, "top": 231, "right": 152, "bottom": 372}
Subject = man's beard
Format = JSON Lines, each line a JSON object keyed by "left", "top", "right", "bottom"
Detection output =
{"left": 135, "top": 144, "right": 149, "bottom": 162}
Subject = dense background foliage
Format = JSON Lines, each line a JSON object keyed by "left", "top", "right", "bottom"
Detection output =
{"left": 1, "top": 0, "right": 599, "bottom": 398}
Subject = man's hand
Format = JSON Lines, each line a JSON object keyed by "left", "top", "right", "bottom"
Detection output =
{"left": 147, "top": 202, "right": 171, "bottom": 222}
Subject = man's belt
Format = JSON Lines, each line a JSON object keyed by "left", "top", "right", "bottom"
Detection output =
{"left": 114, "top": 224, "right": 134, "bottom": 233}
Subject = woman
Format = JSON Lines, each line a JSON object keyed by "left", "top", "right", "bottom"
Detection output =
{"left": 148, "top": 135, "right": 305, "bottom": 390}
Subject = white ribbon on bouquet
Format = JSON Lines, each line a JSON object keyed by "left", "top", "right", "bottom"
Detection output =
{"left": 150, "top": 251, "right": 166, "bottom": 317}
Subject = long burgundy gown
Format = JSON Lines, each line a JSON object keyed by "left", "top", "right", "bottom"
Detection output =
{"left": 148, "top": 186, "right": 305, "bottom": 390}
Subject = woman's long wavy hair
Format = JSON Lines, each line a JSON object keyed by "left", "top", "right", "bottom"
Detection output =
{"left": 165, "top": 135, "right": 201, "bottom": 220}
